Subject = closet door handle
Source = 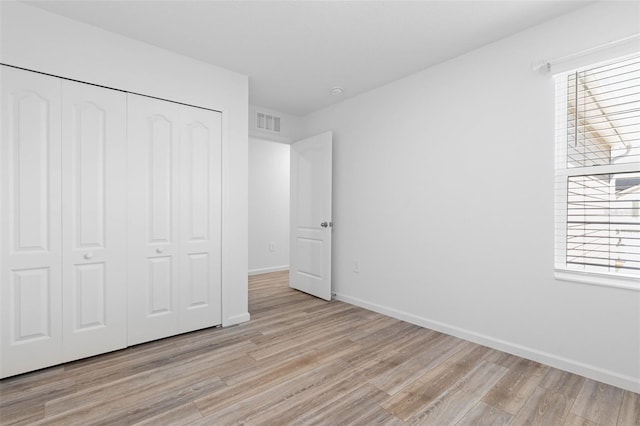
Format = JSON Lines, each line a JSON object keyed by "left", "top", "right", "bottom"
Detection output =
{"left": 156, "top": 247, "right": 164, "bottom": 254}
{"left": 83, "top": 253, "right": 94, "bottom": 260}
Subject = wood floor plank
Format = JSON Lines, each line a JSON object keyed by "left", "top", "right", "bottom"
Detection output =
{"left": 193, "top": 338, "right": 362, "bottom": 417}
{"left": 43, "top": 352, "right": 224, "bottom": 416}
{"left": 197, "top": 359, "right": 351, "bottom": 425}
{"left": 370, "top": 332, "right": 466, "bottom": 395}
{"left": 0, "top": 402, "right": 45, "bottom": 425}
{"left": 249, "top": 301, "right": 357, "bottom": 341}
{"left": 345, "top": 313, "right": 400, "bottom": 341}
{"left": 246, "top": 306, "right": 365, "bottom": 361}
{"left": 0, "top": 377, "right": 75, "bottom": 425}
{"left": 381, "top": 343, "right": 492, "bottom": 420}
{"left": 0, "top": 365, "right": 67, "bottom": 394}
{"left": 33, "top": 376, "right": 223, "bottom": 426}
{"left": 563, "top": 412, "right": 600, "bottom": 426}
{"left": 540, "top": 367, "right": 586, "bottom": 400}
{"left": 72, "top": 330, "right": 258, "bottom": 391}
{"left": 341, "top": 322, "right": 440, "bottom": 371}
{"left": 222, "top": 335, "right": 360, "bottom": 386}
{"left": 299, "top": 383, "right": 398, "bottom": 425}
{"left": 93, "top": 377, "right": 223, "bottom": 425}
{"left": 41, "top": 363, "right": 224, "bottom": 422}
{"left": 455, "top": 401, "right": 512, "bottom": 425}
{"left": 242, "top": 351, "right": 410, "bottom": 425}
{"left": 193, "top": 352, "right": 327, "bottom": 416}
{"left": 406, "top": 361, "right": 508, "bottom": 425}
{"left": 481, "top": 357, "right": 549, "bottom": 415}
{"left": 351, "top": 319, "right": 421, "bottom": 346}
{"left": 617, "top": 390, "right": 640, "bottom": 426}
{"left": 510, "top": 385, "right": 574, "bottom": 425}
{"left": 132, "top": 402, "right": 203, "bottom": 425}
{"left": 0, "top": 377, "right": 76, "bottom": 409}
{"left": 0, "top": 271, "right": 635, "bottom": 426}
{"left": 571, "top": 379, "right": 625, "bottom": 426}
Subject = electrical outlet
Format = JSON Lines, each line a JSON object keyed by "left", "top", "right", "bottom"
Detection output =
{"left": 353, "top": 260, "right": 360, "bottom": 273}
{"left": 269, "top": 241, "right": 276, "bottom": 252}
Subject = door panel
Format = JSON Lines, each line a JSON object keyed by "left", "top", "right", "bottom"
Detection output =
{"left": 73, "top": 102, "right": 105, "bottom": 248}
{"left": 148, "top": 256, "right": 174, "bottom": 315}
{"left": 295, "top": 237, "right": 324, "bottom": 278}
{"left": 148, "top": 116, "right": 174, "bottom": 243}
{"left": 186, "top": 253, "right": 209, "bottom": 308}
{"left": 61, "top": 81, "right": 127, "bottom": 361}
{"left": 185, "top": 123, "right": 210, "bottom": 241}
{"left": 13, "top": 93, "right": 52, "bottom": 253}
{"left": 12, "top": 268, "right": 51, "bottom": 341}
{"left": 290, "top": 132, "right": 333, "bottom": 301}
{"left": 179, "top": 108, "right": 222, "bottom": 332}
{"left": 1, "top": 67, "right": 63, "bottom": 378}
{"left": 127, "top": 94, "right": 182, "bottom": 345}
{"left": 73, "top": 263, "right": 106, "bottom": 329}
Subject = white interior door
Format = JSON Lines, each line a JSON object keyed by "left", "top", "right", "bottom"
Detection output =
{"left": 289, "top": 131, "right": 333, "bottom": 301}
{"left": 0, "top": 67, "right": 63, "bottom": 377}
{"left": 178, "top": 106, "right": 222, "bottom": 333}
{"left": 61, "top": 81, "right": 127, "bottom": 361}
{"left": 127, "top": 94, "right": 182, "bottom": 345}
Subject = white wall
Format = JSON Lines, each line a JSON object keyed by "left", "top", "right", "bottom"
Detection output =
{"left": 0, "top": 1, "right": 250, "bottom": 326}
{"left": 248, "top": 138, "right": 290, "bottom": 275}
{"left": 302, "top": 2, "right": 640, "bottom": 392}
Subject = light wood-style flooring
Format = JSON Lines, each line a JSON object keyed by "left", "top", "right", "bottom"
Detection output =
{"left": 1, "top": 271, "right": 638, "bottom": 425}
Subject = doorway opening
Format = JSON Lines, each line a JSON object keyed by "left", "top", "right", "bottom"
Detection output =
{"left": 248, "top": 137, "right": 291, "bottom": 276}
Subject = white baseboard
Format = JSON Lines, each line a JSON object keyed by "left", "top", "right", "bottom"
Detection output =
{"left": 248, "top": 265, "right": 289, "bottom": 276}
{"left": 334, "top": 292, "right": 640, "bottom": 394}
{"left": 223, "top": 312, "right": 250, "bottom": 327}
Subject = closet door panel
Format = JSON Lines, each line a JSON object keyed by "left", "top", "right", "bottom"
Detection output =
{"left": 148, "top": 256, "right": 174, "bottom": 314}
{"left": 127, "top": 94, "right": 181, "bottom": 345}
{"left": 1, "top": 67, "right": 63, "bottom": 378}
{"left": 179, "top": 108, "right": 222, "bottom": 332}
{"left": 61, "top": 81, "right": 127, "bottom": 362}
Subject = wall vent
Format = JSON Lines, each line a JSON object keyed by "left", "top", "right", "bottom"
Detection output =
{"left": 256, "top": 112, "right": 281, "bottom": 133}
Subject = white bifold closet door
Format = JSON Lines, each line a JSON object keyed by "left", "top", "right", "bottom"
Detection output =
{"left": 127, "top": 94, "right": 222, "bottom": 346}
{"left": 1, "top": 67, "right": 127, "bottom": 377}
{"left": 1, "top": 67, "right": 63, "bottom": 376}
{"left": 60, "top": 81, "right": 127, "bottom": 362}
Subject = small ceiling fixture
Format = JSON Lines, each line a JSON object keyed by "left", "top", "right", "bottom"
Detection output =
{"left": 330, "top": 86, "right": 344, "bottom": 96}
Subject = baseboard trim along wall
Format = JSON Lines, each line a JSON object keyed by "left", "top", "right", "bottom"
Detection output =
{"left": 248, "top": 266, "right": 289, "bottom": 276}
{"left": 333, "top": 292, "right": 640, "bottom": 394}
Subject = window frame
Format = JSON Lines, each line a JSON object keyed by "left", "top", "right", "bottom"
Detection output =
{"left": 553, "top": 54, "right": 640, "bottom": 290}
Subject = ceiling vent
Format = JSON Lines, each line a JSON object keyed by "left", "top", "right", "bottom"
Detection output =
{"left": 256, "top": 112, "right": 281, "bottom": 133}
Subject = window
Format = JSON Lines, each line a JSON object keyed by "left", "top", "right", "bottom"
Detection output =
{"left": 555, "top": 54, "right": 640, "bottom": 286}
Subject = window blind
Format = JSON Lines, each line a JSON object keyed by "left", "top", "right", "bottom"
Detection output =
{"left": 555, "top": 54, "right": 640, "bottom": 277}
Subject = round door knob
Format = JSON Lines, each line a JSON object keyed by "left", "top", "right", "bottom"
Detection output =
{"left": 156, "top": 247, "right": 164, "bottom": 254}
{"left": 84, "top": 253, "right": 93, "bottom": 260}
{"left": 320, "top": 222, "right": 328, "bottom": 228}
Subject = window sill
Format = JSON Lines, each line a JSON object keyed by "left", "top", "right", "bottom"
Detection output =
{"left": 555, "top": 270, "right": 640, "bottom": 291}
